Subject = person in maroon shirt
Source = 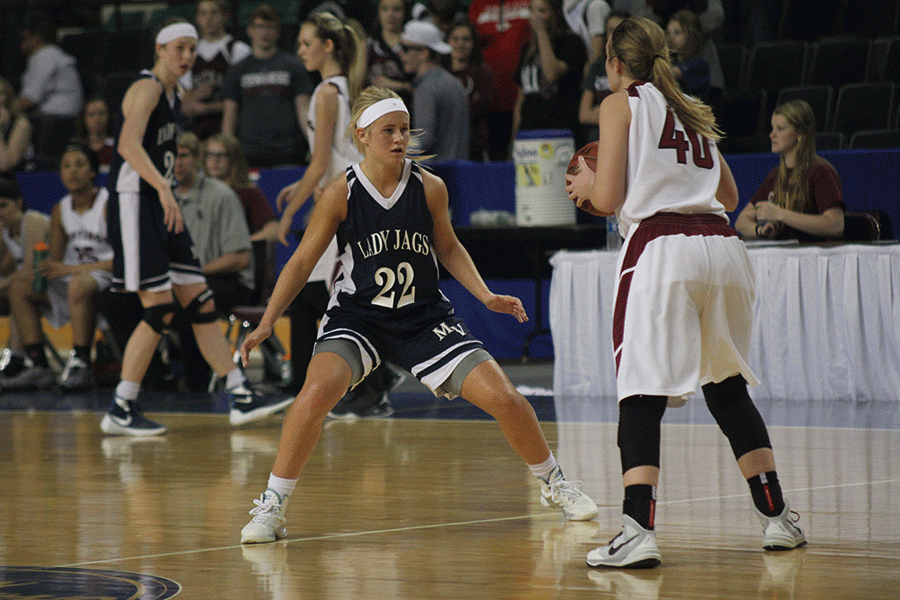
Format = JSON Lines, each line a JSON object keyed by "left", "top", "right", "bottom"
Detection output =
{"left": 74, "top": 97, "right": 115, "bottom": 174}
{"left": 202, "top": 132, "right": 278, "bottom": 242}
{"left": 445, "top": 18, "right": 494, "bottom": 161}
{"left": 735, "top": 99, "right": 844, "bottom": 243}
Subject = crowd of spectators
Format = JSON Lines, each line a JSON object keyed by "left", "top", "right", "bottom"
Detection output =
{"left": 0, "top": 0, "right": 890, "bottom": 395}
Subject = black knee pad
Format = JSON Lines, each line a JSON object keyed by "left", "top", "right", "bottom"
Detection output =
{"left": 143, "top": 302, "right": 178, "bottom": 334}
{"left": 702, "top": 375, "right": 772, "bottom": 459}
{"left": 184, "top": 288, "right": 218, "bottom": 324}
{"left": 618, "top": 395, "right": 668, "bottom": 474}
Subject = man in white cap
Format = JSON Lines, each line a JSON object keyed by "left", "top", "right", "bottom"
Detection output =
{"left": 398, "top": 20, "right": 470, "bottom": 163}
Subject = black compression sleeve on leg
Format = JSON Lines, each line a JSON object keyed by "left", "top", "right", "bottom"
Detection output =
{"left": 702, "top": 375, "right": 772, "bottom": 460}
{"left": 618, "top": 395, "right": 668, "bottom": 474}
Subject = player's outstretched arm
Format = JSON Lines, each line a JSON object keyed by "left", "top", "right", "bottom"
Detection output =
{"left": 425, "top": 170, "right": 528, "bottom": 324}
{"left": 240, "top": 175, "right": 348, "bottom": 364}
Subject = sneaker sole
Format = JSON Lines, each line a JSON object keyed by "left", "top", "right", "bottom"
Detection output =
{"left": 229, "top": 396, "right": 294, "bottom": 426}
{"left": 100, "top": 415, "right": 167, "bottom": 437}
{"left": 764, "top": 538, "right": 808, "bottom": 551}
{"left": 586, "top": 548, "right": 662, "bottom": 569}
{"left": 540, "top": 496, "right": 600, "bottom": 521}
{"left": 241, "top": 526, "right": 287, "bottom": 544}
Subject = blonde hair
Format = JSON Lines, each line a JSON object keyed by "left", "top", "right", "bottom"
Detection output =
{"left": 202, "top": 133, "right": 253, "bottom": 189}
{"left": 610, "top": 17, "right": 722, "bottom": 141}
{"left": 772, "top": 99, "right": 818, "bottom": 213}
{"left": 304, "top": 11, "right": 366, "bottom": 101}
{"left": 346, "top": 86, "right": 410, "bottom": 156}
{"left": 176, "top": 130, "right": 201, "bottom": 156}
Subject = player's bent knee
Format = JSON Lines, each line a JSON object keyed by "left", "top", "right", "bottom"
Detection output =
{"left": 143, "top": 302, "right": 178, "bottom": 335}
{"left": 184, "top": 287, "right": 218, "bottom": 324}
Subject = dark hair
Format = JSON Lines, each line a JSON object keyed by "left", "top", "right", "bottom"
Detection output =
{"left": 62, "top": 141, "right": 99, "bottom": 175}
{"left": 22, "top": 11, "right": 57, "bottom": 43}
{"left": 0, "top": 175, "right": 22, "bottom": 200}
{"left": 75, "top": 96, "right": 111, "bottom": 140}
{"left": 251, "top": 3, "right": 281, "bottom": 26}
{"left": 444, "top": 18, "right": 483, "bottom": 66}
{"left": 371, "top": 0, "right": 412, "bottom": 40}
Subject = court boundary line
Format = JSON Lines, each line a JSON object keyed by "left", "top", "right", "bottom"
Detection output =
{"left": 55, "top": 477, "right": 900, "bottom": 569}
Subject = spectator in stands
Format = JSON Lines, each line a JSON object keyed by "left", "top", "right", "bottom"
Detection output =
{"left": 445, "top": 18, "right": 494, "bottom": 162}
{"left": 74, "top": 97, "right": 115, "bottom": 174}
{"left": 365, "top": 0, "right": 414, "bottom": 106}
{"left": 181, "top": 0, "right": 252, "bottom": 140}
{"left": 0, "top": 78, "right": 34, "bottom": 174}
{"left": 468, "top": 0, "right": 532, "bottom": 161}
{"left": 666, "top": 10, "right": 710, "bottom": 100}
{"left": 173, "top": 131, "right": 254, "bottom": 390}
{"left": 399, "top": 20, "right": 470, "bottom": 162}
{"left": 735, "top": 100, "right": 845, "bottom": 242}
{"left": 411, "top": 0, "right": 468, "bottom": 33}
{"left": 578, "top": 10, "right": 628, "bottom": 144}
{"left": 564, "top": 0, "right": 612, "bottom": 67}
{"left": 202, "top": 133, "right": 278, "bottom": 242}
{"left": 222, "top": 4, "right": 315, "bottom": 169}
{"left": 0, "top": 176, "right": 49, "bottom": 382}
{"left": 2, "top": 143, "right": 111, "bottom": 392}
{"left": 513, "top": 0, "right": 587, "bottom": 142}
{"left": 16, "top": 11, "right": 83, "bottom": 119}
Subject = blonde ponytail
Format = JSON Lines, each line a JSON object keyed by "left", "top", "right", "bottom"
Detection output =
{"left": 611, "top": 18, "right": 722, "bottom": 141}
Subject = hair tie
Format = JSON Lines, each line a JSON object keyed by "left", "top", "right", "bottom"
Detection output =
{"left": 652, "top": 54, "right": 664, "bottom": 62}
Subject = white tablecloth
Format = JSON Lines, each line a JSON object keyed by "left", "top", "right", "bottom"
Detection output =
{"left": 550, "top": 244, "right": 900, "bottom": 402}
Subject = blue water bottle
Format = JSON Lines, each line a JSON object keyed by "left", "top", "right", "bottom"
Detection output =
{"left": 606, "top": 216, "right": 622, "bottom": 251}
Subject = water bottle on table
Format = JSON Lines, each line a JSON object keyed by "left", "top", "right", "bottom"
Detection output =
{"left": 605, "top": 216, "right": 622, "bottom": 250}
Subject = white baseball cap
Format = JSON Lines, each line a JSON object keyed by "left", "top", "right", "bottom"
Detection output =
{"left": 401, "top": 20, "right": 451, "bottom": 54}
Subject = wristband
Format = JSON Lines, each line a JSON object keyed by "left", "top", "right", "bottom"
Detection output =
{"left": 755, "top": 223, "right": 763, "bottom": 238}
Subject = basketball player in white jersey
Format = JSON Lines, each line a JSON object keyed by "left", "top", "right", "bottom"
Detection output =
{"left": 566, "top": 17, "right": 806, "bottom": 568}
{"left": 238, "top": 87, "right": 599, "bottom": 544}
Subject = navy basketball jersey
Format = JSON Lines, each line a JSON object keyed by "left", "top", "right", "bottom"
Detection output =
{"left": 108, "top": 70, "right": 182, "bottom": 201}
{"left": 332, "top": 159, "right": 451, "bottom": 320}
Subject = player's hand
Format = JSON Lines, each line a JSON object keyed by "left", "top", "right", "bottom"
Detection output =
{"left": 565, "top": 156, "right": 595, "bottom": 207}
{"left": 277, "top": 181, "right": 299, "bottom": 212}
{"left": 240, "top": 323, "right": 273, "bottom": 367}
{"left": 276, "top": 214, "right": 293, "bottom": 247}
{"left": 485, "top": 293, "right": 529, "bottom": 323}
{"left": 160, "top": 188, "right": 183, "bottom": 233}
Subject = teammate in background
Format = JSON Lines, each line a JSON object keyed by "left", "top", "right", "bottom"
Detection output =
{"left": 3, "top": 143, "right": 112, "bottom": 392}
{"left": 735, "top": 99, "right": 844, "bottom": 242}
{"left": 0, "top": 175, "right": 49, "bottom": 382}
{"left": 238, "top": 87, "right": 599, "bottom": 544}
{"left": 101, "top": 19, "right": 292, "bottom": 436}
{"left": 566, "top": 17, "right": 806, "bottom": 568}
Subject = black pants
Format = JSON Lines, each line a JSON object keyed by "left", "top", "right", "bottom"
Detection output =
{"left": 286, "top": 280, "right": 330, "bottom": 394}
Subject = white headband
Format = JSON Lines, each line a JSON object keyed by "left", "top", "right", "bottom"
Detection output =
{"left": 156, "top": 23, "right": 198, "bottom": 46}
{"left": 357, "top": 98, "right": 409, "bottom": 129}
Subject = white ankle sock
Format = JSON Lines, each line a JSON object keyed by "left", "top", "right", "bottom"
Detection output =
{"left": 115, "top": 380, "right": 140, "bottom": 401}
{"left": 529, "top": 453, "right": 558, "bottom": 481}
{"left": 226, "top": 368, "right": 245, "bottom": 391}
{"left": 267, "top": 473, "right": 297, "bottom": 499}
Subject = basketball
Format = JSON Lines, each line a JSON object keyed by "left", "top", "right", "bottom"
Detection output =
{"left": 566, "top": 141, "right": 599, "bottom": 176}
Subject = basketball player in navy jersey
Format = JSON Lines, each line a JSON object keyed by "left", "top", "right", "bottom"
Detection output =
{"left": 238, "top": 86, "right": 599, "bottom": 544}
{"left": 101, "top": 19, "right": 292, "bottom": 437}
{"left": 566, "top": 18, "right": 806, "bottom": 568}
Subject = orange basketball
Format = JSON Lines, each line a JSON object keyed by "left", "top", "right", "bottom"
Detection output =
{"left": 566, "top": 141, "right": 599, "bottom": 176}
{"left": 566, "top": 141, "right": 602, "bottom": 216}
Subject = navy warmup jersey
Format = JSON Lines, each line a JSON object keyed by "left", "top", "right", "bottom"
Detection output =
{"left": 331, "top": 159, "right": 453, "bottom": 322}
{"left": 107, "top": 71, "right": 182, "bottom": 201}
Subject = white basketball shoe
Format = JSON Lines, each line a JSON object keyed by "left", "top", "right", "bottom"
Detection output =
{"left": 241, "top": 489, "right": 289, "bottom": 544}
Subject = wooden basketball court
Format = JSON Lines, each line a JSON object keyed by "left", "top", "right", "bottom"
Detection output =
{"left": 1, "top": 384, "right": 898, "bottom": 599}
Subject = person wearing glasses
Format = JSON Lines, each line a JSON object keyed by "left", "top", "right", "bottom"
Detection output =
{"left": 221, "top": 4, "right": 314, "bottom": 169}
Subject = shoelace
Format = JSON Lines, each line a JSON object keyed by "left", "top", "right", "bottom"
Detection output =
{"left": 548, "top": 479, "right": 587, "bottom": 504}
{"left": 249, "top": 494, "right": 281, "bottom": 520}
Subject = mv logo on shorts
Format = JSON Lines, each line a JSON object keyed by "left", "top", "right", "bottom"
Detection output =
{"left": 433, "top": 321, "right": 465, "bottom": 340}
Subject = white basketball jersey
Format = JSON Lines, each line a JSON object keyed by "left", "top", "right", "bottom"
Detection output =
{"left": 307, "top": 75, "right": 364, "bottom": 184}
{"left": 618, "top": 82, "right": 726, "bottom": 238}
{"left": 60, "top": 187, "right": 114, "bottom": 266}
{"left": 306, "top": 75, "right": 363, "bottom": 286}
